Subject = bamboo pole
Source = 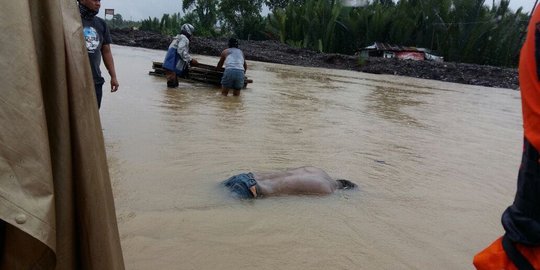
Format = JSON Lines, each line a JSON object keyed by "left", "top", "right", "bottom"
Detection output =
{"left": 149, "top": 62, "right": 252, "bottom": 87}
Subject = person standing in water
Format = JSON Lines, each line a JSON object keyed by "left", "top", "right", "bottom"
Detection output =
{"left": 217, "top": 38, "right": 247, "bottom": 96}
{"left": 163, "top": 23, "right": 198, "bottom": 88}
{"left": 222, "top": 166, "right": 357, "bottom": 199}
{"left": 78, "top": 0, "right": 119, "bottom": 109}
{"left": 473, "top": 7, "right": 540, "bottom": 269}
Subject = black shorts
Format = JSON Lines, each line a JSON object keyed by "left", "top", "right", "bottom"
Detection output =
{"left": 222, "top": 173, "right": 259, "bottom": 199}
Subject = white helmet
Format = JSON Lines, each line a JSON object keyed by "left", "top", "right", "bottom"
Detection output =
{"left": 181, "top": 23, "right": 195, "bottom": 36}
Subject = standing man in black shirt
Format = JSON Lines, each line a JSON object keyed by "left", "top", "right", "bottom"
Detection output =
{"left": 78, "top": 0, "right": 119, "bottom": 108}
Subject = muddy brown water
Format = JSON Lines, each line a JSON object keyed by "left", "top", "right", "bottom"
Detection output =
{"left": 101, "top": 45, "right": 522, "bottom": 269}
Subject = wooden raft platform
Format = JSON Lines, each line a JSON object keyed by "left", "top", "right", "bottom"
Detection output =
{"left": 149, "top": 62, "right": 252, "bottom": 88}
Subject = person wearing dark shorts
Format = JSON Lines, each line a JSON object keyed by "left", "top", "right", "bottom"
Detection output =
{"left": 222, "top": 173, "right": 260, "bottom": 199}
{"left": 217, "top": 38, "right": 247, "bottom": 96}
{"left": 222, "top": 166, "right": 357, "bottom": 199}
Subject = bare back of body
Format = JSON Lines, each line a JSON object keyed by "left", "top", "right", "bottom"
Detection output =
{"left": 253, "top": 166, "right": 338, "bottom": 196}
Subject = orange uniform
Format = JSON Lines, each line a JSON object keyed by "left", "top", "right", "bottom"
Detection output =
{"left": 521, "top": 7, "right": 540, "bottom": 151}
{"left": 474, "top": 237, "right": 540, "bottom": 269}
{"left": 473, "top": 7, "right": 540, "bottom": 269}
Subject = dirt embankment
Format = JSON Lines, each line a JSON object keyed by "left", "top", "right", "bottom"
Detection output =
{"left": 111, "top": 28, "right": 519, "bottom": 90}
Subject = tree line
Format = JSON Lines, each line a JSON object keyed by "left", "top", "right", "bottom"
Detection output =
{"left": 116, "top": 0, "right": 532, "bottom": 67}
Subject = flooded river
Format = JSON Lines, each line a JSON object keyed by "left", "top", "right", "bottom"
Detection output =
{"left": 101, "top": 45, "right": 522, "bottom": 269}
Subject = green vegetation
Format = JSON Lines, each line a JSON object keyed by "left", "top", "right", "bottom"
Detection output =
{"left": 219, "top": 0, "right": 267, "bottom": 40}
{"left": 181, "top": 0, "right": 219, "bottom": 36}
{"left": 105, "top": 14, "right": 141, "bottom": 29}
{"left": 118, "top": 0, "right": 532, "bottom": 67}
{"left": 265, "top": 0, "right": 529, "bottom": 66}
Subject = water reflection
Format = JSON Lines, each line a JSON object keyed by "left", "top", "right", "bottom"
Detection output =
{"left": 216, "top": 94, "right": 245, "bottom": 114}
{"left": 266, "top": 66, "right": 332, "bottom": 84}
{"left": 367, "top": 86, "right": 430, "bottom": 127}
{"left": 160, "top": 88, "right": 191, "bottom": 112}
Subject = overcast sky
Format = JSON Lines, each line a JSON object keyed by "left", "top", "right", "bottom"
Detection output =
{"left": 97, "top": 0, "right": 537, "bottom": 21}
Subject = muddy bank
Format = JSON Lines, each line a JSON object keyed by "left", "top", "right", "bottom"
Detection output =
{"left": 111, "top": 28, "right": 518, "bottom": 89}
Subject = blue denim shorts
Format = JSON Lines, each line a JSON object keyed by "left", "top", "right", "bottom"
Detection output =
{"left": 221, "top": 69, "right": 245, "bottom": 90}
{"left": 222, "top": 173, "right": 258, "bottom": 199}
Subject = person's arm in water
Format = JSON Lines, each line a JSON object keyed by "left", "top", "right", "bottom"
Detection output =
{"left": 216, "top": 49, "right": 228, "bottom": 70}
{"left": 101, "top": 44, "right": 119, "bottom": 92}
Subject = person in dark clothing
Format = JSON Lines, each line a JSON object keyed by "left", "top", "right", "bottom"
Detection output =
{"left": 78, "top": 0, "right": 119, "bottom": 108}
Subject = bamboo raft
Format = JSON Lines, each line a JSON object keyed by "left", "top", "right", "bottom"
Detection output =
{"left": 149, "top": 61, "right": 252, "bottom": 88}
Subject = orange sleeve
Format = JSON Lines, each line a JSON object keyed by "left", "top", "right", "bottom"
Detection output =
{"left": 473, "top": 237, "right": 540, "bottom": 269}
{"left": 520, "top": 8, "right": 540, "bottom": 150}
{"left": 474, "top": 237, "right": 518, "bottom": 270}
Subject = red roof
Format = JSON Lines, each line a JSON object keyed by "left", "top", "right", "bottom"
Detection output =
{"left": 364, "top": 42, "right": 422, "bottom": 52}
